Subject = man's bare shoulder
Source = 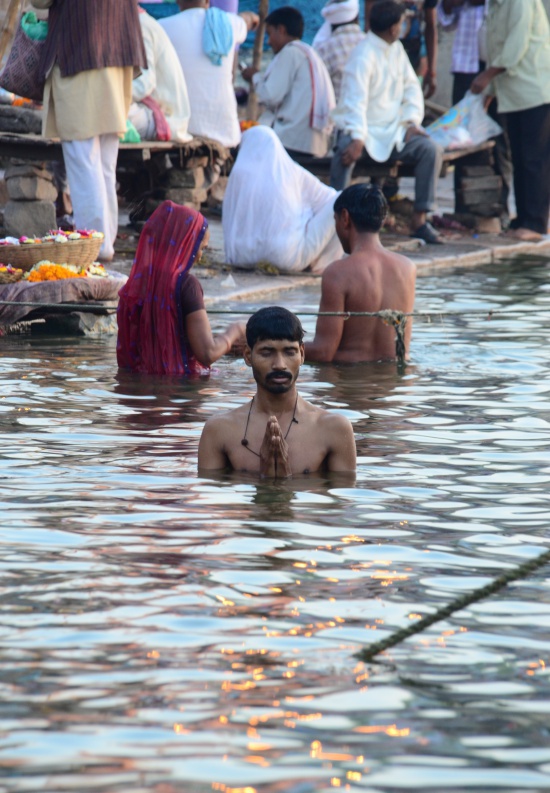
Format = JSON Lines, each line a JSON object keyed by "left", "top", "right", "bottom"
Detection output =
{"left": 303, "top": 401, "right": 353, "bottom": 431}
{"left": 320, "top": 255, "right": 357, "bottom": 287}
{"left": 203, "top": 404, "right": 249, "bottom": 432}
{"left": 385, "top": 248, "right": 417, "bottom": 273}
{"left": 318, "top": 407, "right": 353, "bottom": 432}
{"left": 348, "top": 246, "right": 415, "bottom": 270}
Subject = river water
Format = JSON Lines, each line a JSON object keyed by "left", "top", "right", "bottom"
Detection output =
{"left": 2, "top": 257, "right": 550, "bottom": 792}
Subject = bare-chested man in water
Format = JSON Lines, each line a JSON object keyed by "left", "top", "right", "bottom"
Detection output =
{"left": 198, "top": 307, "right": 356, "bottom": 477}
{"left": 305, "top": 184, "right": 416, "bottom": 363}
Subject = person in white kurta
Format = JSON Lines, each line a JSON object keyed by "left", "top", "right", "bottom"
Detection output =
{"left": 160, "top": 1, "right": 254, "bottom": 148}
{"left": 243, "top": 7, "right": 335, "bottom": 157}
{"left": 330, "top": 1, "right": 443, "bottom": 244}
{"left": 129, "top": 10, "right": 192, "bottom": 143}
{"left": 31, "top": 0, "right": 145, "bottom": 261}
{"left": 222, "top": 126, "right": 343, "bottom": 273}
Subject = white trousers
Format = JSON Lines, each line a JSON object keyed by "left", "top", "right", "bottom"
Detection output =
{"left": 62, "top": 134, "right": 119, "bottom": 261}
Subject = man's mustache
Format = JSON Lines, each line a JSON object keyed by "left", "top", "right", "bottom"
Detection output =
{"left": 266, "top": 372, "right": 292, "bottom": 381}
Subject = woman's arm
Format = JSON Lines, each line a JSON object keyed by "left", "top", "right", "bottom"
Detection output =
{"left": 185, "top": 310, "right": 246, "bottom": 367}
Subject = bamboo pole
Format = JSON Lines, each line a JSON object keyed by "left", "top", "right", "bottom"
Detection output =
{"left": 246, "top": 0, "right": 269, "bottom": 122}
{"left": 0, "top": 0, "right": 23, "bottom": 65}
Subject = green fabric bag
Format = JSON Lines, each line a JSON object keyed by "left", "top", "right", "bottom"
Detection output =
{"left": 21, "top": 12, "right": 48, "bottom": 43}
{"left": 121, "top": 120, "right": 141, "bottom": 144}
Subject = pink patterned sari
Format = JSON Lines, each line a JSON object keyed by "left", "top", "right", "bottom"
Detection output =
{"left": 117, "top": 201, "right": 209, "bottom": 376}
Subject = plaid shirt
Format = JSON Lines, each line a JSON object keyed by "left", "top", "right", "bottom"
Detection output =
{"left": 314, "top": 23, "right": 366, "bottom": 103}
{"left": 438, "top": 2, "right": 486, "bottom": 74}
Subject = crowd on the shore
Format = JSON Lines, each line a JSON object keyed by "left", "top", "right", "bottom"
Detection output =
{"left": 22, "top": 0, "right": 550, "bottom": 474}
{"left": 31, "top": 0, "right": 550, "bottom": 261}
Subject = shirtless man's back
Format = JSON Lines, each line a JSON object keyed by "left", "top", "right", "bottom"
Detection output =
{"left": 305, "top": 184, "right": 416, "bottom": 363}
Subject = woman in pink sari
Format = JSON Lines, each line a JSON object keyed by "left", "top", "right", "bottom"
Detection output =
{"left": 117, "top": 201, "right": 245, "bottom": 375}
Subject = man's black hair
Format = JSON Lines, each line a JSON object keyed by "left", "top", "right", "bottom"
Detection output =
{"left": 334, "top": 184, "right": 388, "bottom": 233}
{"left": 369, "top": 0, "right": 405, "bottom": 34}
{"left": 265, "top": 6, "right": 304, "bottom": 39}
{"left": 246, "top": 306, "right": 304, "bottom": 348}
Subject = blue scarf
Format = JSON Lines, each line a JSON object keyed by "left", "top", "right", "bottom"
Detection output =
{"left": 203, "top": 7, "right": 234, "bottom": 66}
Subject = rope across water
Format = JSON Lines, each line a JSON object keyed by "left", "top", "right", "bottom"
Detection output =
{"left": 356, "top": 545, "right": 550, "bottom": 662}
{"left": 0, "top": 303, "right": 514, "bottom": 364}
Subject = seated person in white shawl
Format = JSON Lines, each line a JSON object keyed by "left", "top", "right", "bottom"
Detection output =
{"left": 242, "top": 7, "right": 335, "bottom": 158}
{"left": 129, "top": 7, "right": 192, "bottom": 143}
{"left": 222, "top": 126, "right": 343, "bottom": 273}
{"left": 330, "top": 0, "right": 444, "bottom": 245}
{"left": 313, "top": 0, "right": 366, "bottom": 104}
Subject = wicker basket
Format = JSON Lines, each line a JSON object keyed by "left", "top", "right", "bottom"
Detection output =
{"left": 0, "top": 237, "right": 103, "bottom": 272}
{"left": 0, "top": 270, "right": 24, "bottom": 284}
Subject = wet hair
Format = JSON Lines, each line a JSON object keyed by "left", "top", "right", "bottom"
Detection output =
{"left": 369, "top": 1, "right": 405, "bottom": 34}
{"left": 246, "top": 306, "right": 304, "bottom": 348}
{"left": 334, "top": 184, "right": 388, "bottom": 233}
{"left": 265, "top": 6, "right": 304, "bottom": 39}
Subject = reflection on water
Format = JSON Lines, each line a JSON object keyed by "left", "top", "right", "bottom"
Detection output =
{"left": 2, "top": 258, "right": 550, "bottom": 792}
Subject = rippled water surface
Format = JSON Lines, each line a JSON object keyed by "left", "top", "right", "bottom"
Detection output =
{"left": 2, "top": 258, "right": 550, "bottom": 792}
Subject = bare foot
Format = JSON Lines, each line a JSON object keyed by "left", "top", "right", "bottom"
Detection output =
{"left": 504, "top": 228, "right": 543, "bottom": 242}
{"left": 259, "top": 416, "right": 292, "bottom": 478}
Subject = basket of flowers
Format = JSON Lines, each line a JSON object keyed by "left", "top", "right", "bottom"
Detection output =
{"left": 0, "top": 264, "right": 24, "bottom": 284}
{"left": 0, "top": 230, "right": 104, "bottom": 272}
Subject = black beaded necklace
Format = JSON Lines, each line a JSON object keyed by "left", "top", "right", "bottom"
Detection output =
{"left": 241, "top": 394, "right": 299, "bottom": 458}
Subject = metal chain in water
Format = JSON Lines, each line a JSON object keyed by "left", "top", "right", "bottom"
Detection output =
{"left": 356, "top": 546, "right": 550, "bottom": 663}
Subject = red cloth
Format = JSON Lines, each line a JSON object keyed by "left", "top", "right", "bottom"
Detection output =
{"left": 117, "top": 201, "right": 209, "bottom": 375}
{"left": 142, "top": 96, "right": 172, "bottom": 141}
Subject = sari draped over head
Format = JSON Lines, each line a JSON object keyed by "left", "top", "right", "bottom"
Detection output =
{"left": 117, "top": 200, "right": 208, "bottom": 375}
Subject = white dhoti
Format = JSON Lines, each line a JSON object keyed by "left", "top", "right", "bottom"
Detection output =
{"left": 62, "top": 135, "right": 120, "bottom": 261}
{"left": 43, "top": 65, "right": 132, "bottom": 262}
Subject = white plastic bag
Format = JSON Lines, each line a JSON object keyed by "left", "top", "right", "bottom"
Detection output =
{"left": 426, "top": 92, "right": 502, "bottom": 150}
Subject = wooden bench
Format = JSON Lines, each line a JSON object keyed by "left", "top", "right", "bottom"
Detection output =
{"left": 291, "top": 140, "right": 496, "bottom": 182}
{"left": 0, "top": 132, "right": 228, "bottom": 165}
{"left": 0, "top": 133, "right": 230, "bottom": 225}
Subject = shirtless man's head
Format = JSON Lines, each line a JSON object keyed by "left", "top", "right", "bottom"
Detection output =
{"left": 333, "top": 183, "right": 388, "bottom": 254}
{"left": 198, "top": 307, "right": 356, "bottom": 477}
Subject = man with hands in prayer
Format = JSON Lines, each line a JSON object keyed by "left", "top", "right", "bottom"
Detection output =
{"left": 198, "top": 307, "right": 356, "bottom": 477}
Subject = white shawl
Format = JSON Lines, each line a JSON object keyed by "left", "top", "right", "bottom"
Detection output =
{"left": 222, "top": 126, "right": 343, "bottom": 272}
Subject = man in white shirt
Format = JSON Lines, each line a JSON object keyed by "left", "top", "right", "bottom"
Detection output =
{"left": 331, "top": 0, "right": 443, "bottom": 243}
{"left": 160, "top": 0, "right": 258, "bottom": 149}
{"left": 129, "top": 8, "right": 192, "bottom": 143}
{"left": 242, "top": 6, "right": 336, "bottom": 158}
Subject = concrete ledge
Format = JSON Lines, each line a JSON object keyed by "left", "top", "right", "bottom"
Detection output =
{"left": 112, "top": 216, "right": 550, "bottom": 307}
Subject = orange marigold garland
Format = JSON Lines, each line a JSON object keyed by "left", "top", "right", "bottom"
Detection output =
{"left": 27, "top": 263, "right": 87, "bottom": 283}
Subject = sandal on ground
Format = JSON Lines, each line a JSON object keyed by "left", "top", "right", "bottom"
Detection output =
{"left": 411, "top": 222, "right": 443, "bottom": 245}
